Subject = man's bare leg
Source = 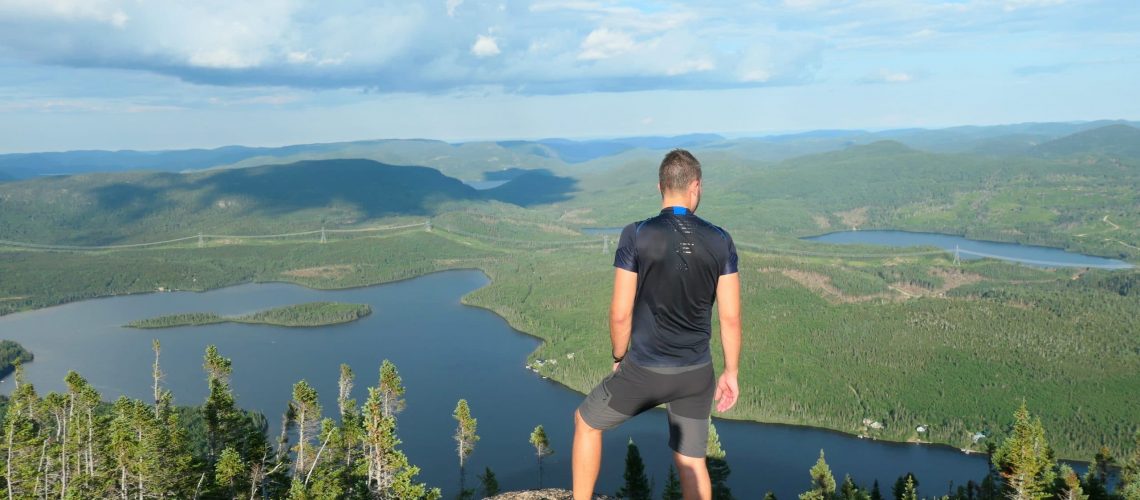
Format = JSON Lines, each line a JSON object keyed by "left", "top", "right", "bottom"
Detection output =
{"left": 572, "top": 410, "right": 604, "bottom": 500}
{"left": 674, "top": 452, "right": 712, "bottom": 500}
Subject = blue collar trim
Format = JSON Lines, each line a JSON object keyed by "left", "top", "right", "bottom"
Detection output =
{"left": 667, "top": 206, "right": 690, "bottom": 215}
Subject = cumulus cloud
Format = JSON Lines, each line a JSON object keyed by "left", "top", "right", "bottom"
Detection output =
{"left": 859, "top": 69, "right": 920, "bottom": 84}
{"left": 446, "top": 0, "right": 464, "bottom": 17}
{"left": 471, "top": 34, "right": 501, "bottom": 57}
{"left": 0, "top": 0, "right": 1106, "bottom": 95}
{"left": 578, "top": 28, "right": 638, "bottom": 60}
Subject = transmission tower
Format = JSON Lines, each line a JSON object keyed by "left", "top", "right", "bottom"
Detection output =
{"left": 954, "top": 245, "right": 961, "bottom": 266}
{"left": 320, "top": 227, "right": 327, "bottom": 244}
{"left": 426, "top": 219, "right": 433, "bottom": 232}
{"left": 198, "top": 233, "right": 204, "bottom": 248}
{"left": 602, "top": 236, "right": 609, "bottom": 254}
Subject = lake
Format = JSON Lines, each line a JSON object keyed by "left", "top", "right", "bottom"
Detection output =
{"left": 806, "top": 230, "right": 1132, "bottom": 269}
{"left": 0, "top": 270, "right": 995, "bottom": 498}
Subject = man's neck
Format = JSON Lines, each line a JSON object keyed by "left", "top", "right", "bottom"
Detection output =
{"left": 660, "top": 196, "right": 694, "bottom": 213}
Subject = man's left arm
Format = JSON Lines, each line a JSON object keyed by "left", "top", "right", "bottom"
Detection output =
{"left": 714, "top": 272, "right": 741, "bottom": 412}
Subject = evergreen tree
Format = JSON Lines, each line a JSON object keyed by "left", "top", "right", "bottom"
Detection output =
{"left": 992, "top": 402, "right": 1056, "bottom": 500}
{"left": 453, "top": 399, "right": 479, "bottom": 498}
{"left": 1080, "top": 465, "right": 1110, "bottom": 500}
{"left": 1120, "top": 431, "right": 1140, "bottom": 500}
{"left": 478, "top": 467, "right": 500, "bottom": 498}
{"left": 893, "top": 473, "right": 919, "bottom": 500}
{"left": 290, "top": 380, "right": 322, "bottom": 493}
{"left": 379, "top": 360, "right": 407, "bottom": 419}
{"left": 1053, "top": 464, "right": 1088, "bottom": 500}
{"left": 616, "top": 438, "right": 652, "bottom": 500}
{"left": 799, "top": 450, "right": 836, "bottom": 500}
{"left": 2, "top": 365, "right": 43, "bottom": 499}
{"left": 871, "top": 480, "right": 883, "bottom": 500}
{"left": 764, "top": 493, "right": 778, "bottom": 500}
{"left": 841, "top": 474, "right": 860, "bottom": 500}
{"left": 899, "top": 476, "right": 917, "bottom": 500}
{"left": 662, "top": 466, "right": 682, "bottom": 500}
{"left": 217, "top": 446, "right": 246, "bottom": 499}
{"left": 362, "top": 384, "right": 438, "bottom": 500}
{"left": 529, "top": 424, "right": 553, "bottom": 488}
{"left": 707, "top": 422, "right": 734, "bottom": 500}
{"left": 203, "top": 345, "right": 242, "bottom": 469}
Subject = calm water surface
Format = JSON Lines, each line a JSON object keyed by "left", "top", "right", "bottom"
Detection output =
{"left": 806, "top": 230, "right": 1132, "bottom": 269}
{"left": 0, "top": 270, "right": 993, "bottom": 498}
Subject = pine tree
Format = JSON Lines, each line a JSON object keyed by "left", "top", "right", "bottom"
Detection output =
{"left": 899, "top": 476, "right": 917, "bottom": 500}
{"left": 362, "top": 385, "right": 438, "bottom": 499}
{"left": 379, "top": 360, "right": 407, "bottom": 419}
{"left": 216, "top": 446, "right": 246, "bottom": 499}
{"left": 871, "top": 480, "right": 883, "bottom": 500}
{"left": 1053, "top": 464, "right": 1088, "bottom": 500}
{"left": 707, "top": 422, "right": 734, "bottom": 500}
{"left": 290, "top": 380, "right": 322, "bottom": 491}
{"left": 478, "top": 467, "right": 500, "bottom": 498}
{"left": 893, "top": 473, "right": 918, "bottom": 500}
{"left": 841, "top": 474, "right": 860, "bottom": 500}
{"left": 453, "top": 399, "right": 478, "bottom": 498}
{"left": 992, "top": 402, "right": 1056, "bottom": 500}
{"left": 332, "top": 363, "right": 363, "bottom": 497}
{"left": 799, "top": 450, "right": 836, "bottom": 500}
{"left": 662, "top": 466, "right": 683, "bottom": 500}
{"left": 1120, "top": 431, "right": 1140, "bottom": 500}
{"left": 3, "top": 365, "right": 43, "bottom": 500}
{"left": 764, "top": 493, "right": 778, "bottom": 500}
{"left": 616, "top": 438, "right": 652, "bottom": 500}
{"left": 529, "top": 424, "right": 553, "bottom": 488}
{"left": 203, "top": 345, "right": 241, "bottom": 467}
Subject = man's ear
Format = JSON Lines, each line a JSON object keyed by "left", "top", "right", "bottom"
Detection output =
{"left": 657, "top": 182, "right": 663, "bottom": 196}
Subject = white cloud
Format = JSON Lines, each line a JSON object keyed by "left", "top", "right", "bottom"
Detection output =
{"left": 471, "top": 34, "right": 500, "bottom": 57}
{"left": 666, "top": 58, "right": 715, "bottom": 76}
{"left": 861, "top": 69, "right": 918, "bottom": 84}
{"left": 188, "top": 48, "right": 260, "bottom": 69}
{"left": 446, "top": 0, "right": 463, "bottom": 17}
{"left": 578, "top": 28, "right": 637, "bottom": 60}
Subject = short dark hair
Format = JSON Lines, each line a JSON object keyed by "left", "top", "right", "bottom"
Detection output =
{"left": 658, "top": 149, "right": 702, "bottom": 193}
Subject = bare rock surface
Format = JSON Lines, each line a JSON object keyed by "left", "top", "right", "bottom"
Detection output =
{"left": 486, "top": 489, "right": 614, "bottom": 500}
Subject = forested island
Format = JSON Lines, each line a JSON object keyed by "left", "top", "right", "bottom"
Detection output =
{"left": 0, "top": 339, "right": 32, "bottom": 379}
{"left": 125, "top": 302, "right": 372, "bottom": 329}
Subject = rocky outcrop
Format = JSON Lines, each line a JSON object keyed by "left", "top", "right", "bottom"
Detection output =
{"left": 486, "top": 489, "right": 614, "bottom": 500}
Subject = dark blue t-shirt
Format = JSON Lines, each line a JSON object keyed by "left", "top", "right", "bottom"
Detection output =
{"left": 614, "top": 206, "right": 738, "bottom": 367}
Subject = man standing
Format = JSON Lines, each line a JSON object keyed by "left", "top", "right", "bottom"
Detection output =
{"left": 573, "top": 149, "right": 742, "bottom": 500}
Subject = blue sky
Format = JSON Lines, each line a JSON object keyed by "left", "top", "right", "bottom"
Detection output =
{"left": 0, "top": 0, "right": 1137, "bottom": 152}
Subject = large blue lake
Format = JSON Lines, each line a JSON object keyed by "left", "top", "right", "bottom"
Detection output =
{"left": 0, "top": 270, "right": 999, "bottom": 498}
{"left": 806, "top": 230, "right": 1132, "bottom": 269}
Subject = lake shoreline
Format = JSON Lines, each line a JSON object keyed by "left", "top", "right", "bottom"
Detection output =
{"left": 802, "top": 228, "right": 1135, "bottom": 268}
{"left": 0, "top": 263, "right": 1112, "bottom": 464}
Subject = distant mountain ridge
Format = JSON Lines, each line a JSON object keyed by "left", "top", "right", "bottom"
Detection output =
{"left": 0, "top": 158, "right": 581, "bottom": 246}
{"left": 1031, "top": 124, "right": 1140, "bottom": 159}
{"left": 2, "top": 121, "right": 1137, "bottom": 181}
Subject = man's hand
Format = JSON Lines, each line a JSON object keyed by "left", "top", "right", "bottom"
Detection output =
{"left": 714, "top": 371, "right": 738, "bottom": 412}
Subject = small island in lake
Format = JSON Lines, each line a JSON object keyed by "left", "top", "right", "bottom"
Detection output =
{"left": 0, "top": 339, "right": 34, "bottom": 379}
{"left": 125, "top": 302, "right": 372, "bottom": 329}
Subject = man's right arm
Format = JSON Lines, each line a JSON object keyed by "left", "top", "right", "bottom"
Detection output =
{"left": 714, "top": 272, "right": 741, "bottom": 412}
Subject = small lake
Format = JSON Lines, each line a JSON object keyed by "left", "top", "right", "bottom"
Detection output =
{"left": 806, "top": 230, "right": 1132, "bottom": 269}
{"left": 0, "top": 270, "right": 997, "bottom": 498}
{"left": 464, "top": 180, "right": 511, "bottom": 190}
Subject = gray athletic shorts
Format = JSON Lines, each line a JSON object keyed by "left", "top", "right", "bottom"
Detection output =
{"left": 577, "top": 360, "right": 715, "bottom": 458}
